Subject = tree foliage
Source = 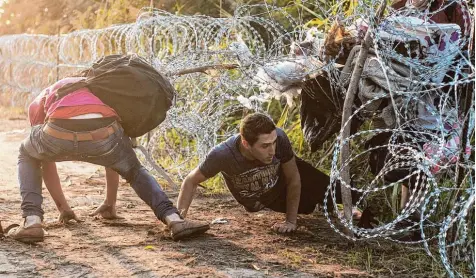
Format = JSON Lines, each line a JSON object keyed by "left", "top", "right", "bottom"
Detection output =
{"left": 0, "top": 0, "right": 343, "bottom": 35}
{"left": 0, "top": 0, "right": 245, "bottom": 35}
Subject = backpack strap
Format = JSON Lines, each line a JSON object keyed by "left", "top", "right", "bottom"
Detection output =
{"left": 54, "top": 80, "right": 90, "bottom": 101}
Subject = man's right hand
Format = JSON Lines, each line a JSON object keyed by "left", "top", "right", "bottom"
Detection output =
{"left": 177, "top": 167, "right": 208, "bottom": 219}
{"left": 272, "top": 221, "right": 297, "bottom": 233}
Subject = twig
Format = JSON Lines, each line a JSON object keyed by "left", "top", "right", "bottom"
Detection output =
{"left": 136, "top": 145, "right": 179, "bottom": 190}
{"left": 171, "top": 63, "right": 239, "bottom": 76}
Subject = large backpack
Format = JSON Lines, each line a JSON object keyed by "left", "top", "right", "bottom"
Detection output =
{"left": 55, "top": 54, "right": 176, "bottom": 137}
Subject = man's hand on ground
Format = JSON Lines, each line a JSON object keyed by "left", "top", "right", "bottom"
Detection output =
{"left": 58, "top": 210, "right": 83, "bottom": 223}
{"left": 89, "top": 202, "right": 123, "bottom": 219}
{"left": 272, "top": 221, "right": 296, "bottom": 233}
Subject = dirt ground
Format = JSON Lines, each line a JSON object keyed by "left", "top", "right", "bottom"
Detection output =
{"left": 0, "top": 115, "right": 441, "bottom": 278}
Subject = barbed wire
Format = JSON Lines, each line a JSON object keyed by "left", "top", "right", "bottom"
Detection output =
{"left": 0, "top": 1, "right": 473, "bottom": 277}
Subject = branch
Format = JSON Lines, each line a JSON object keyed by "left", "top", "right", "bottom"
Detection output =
{"left": 171, "top": 63, "right": 240, "bottom": 76}
{"left": 131, "top": 138, "right": 178, "bottom": 190}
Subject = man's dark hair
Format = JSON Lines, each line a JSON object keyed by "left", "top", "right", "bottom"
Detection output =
{"left": 240, "top": 113, "right": 276, "bottom": 146}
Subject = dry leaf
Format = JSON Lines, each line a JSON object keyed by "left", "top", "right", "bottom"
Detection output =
{"left": 144, "top": 245, "right": 155, "bottom": 250}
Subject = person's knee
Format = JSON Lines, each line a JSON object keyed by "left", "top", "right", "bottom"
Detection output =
{"left": 121, "top": 164, "right": 142, "bottom": 182}
{"left": 18, "top": 142, "right": 28, "bottom": 157}
{"left": 18, "top": 143, "right": 35, "bottom": 163}
{"left": 122, "top": 163, "right": 155, "bottom": 187}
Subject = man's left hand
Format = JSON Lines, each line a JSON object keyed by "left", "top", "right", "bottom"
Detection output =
{"left": 89, "top": 203, "right": 123, "bottom": 219}
{"left": 272, "top": 221, "right": 296, "bottom": 233}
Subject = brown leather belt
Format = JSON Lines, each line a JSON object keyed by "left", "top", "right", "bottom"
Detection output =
{"left": 43, "top": 121, "right": 119, "bottom": 141}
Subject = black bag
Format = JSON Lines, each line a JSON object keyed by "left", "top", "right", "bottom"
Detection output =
{"left": 55, "top": 54, "right": 176, "bottom": 137}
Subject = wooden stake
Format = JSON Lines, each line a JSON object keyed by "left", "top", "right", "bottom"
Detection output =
{"left": 339, "top": 1, "right": 387, "bottom": 237}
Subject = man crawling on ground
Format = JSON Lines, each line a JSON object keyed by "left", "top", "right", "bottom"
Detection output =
{"left": 177, "top": 112, "right": 360, "bottom": 233}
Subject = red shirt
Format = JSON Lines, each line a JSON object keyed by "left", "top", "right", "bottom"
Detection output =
{"left": 29, "top": 77, "right": 119, "bottom": 126}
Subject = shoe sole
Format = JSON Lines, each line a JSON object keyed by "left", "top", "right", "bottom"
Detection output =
{"left": 172, "top": 225, "right": 210, "bottom": 241}
{"left": 14, "top": 236, "right": 44, "bottom": 244}
{"left": 6, "top": 224, "right": 44, "bottom": 244}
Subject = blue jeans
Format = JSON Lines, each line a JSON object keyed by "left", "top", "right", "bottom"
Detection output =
{"left": 18, "top": 121, "right": 179, "bottom": 223}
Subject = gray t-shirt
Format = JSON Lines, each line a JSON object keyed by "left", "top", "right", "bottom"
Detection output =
{"left": 199, "top": 128, "right": 294, "bottom": 211}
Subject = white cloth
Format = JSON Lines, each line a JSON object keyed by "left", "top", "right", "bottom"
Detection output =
{"left": 24, "top": 215, "right": 41, "bottom": 227}
{"left": 69, "top": 113, "right": 104, "bottom": 119}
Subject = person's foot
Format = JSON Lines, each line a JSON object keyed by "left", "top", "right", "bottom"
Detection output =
{"left": 169, "top": 219, "right": 210, "bottom": 241}
{"left": 352, "top": 208, "right": 362, "bottom": 220}
{"left": 337, "top": 207, "right": 363, "bottom": 220}
{"left": 7, "top": 216, "right": 44, "bottom": 243}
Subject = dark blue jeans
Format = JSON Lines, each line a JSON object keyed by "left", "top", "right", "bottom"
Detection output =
{"left": 18, "top": 121, "right": 179, "bottom": 223}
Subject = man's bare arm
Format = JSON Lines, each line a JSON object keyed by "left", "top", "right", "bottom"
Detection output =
{"left": 177, "top": 167, "right": 208, "bottom": 217}
{"left": 42, "top": 162, "right": 71, "bottom": 213}
{"left": 273, "top": 156, "right": 301, "bottom": 232}
{"left": 90, "top": 168, "right": 122, "bottom": 219}
{"left": 42, "top": 162, "right": 83, "bottom": 223}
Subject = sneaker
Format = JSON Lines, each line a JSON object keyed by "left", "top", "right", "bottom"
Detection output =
{"left": 169, "top": 219, "right": 210, "bottom": 241}
{"left": 7, "top": 216, "right": 44, "bottom": 243}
